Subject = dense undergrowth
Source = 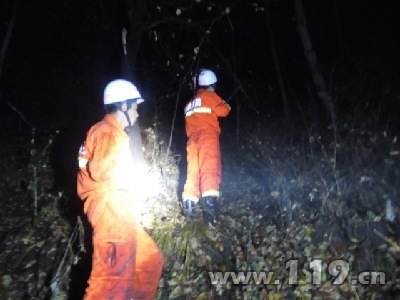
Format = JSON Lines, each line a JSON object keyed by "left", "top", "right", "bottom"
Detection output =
{"left": 0, "top": 116, "right": 400, "bottom": 300}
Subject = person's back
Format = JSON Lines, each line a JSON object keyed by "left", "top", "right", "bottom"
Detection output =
{"left": 182, "top": 69, "right": 231, "bottom": 223}
{"left": 78, "top": 114, "right": 135, "bottom": 224}
{"left": 77, "top": 79, "right": 164, "bottom": 300}
{"left": 184, "top": 88, "right": 230, "bottom": 136}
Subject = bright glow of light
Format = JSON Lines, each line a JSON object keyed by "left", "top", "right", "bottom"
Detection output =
{"left": 132, "top": 168, "right": 168, "bottom": 228}
{"left": 113, "top": 141, "right": 172, "bottom": 228}
{"left": 141, "top": 171, "right": 165, "bottom": 197}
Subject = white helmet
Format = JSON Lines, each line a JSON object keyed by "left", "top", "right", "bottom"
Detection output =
{"left": 103, "top": 79, "right": 144, "bottom": 105}
{"left": 198, "top": 69, "right": 217, "bottom": 86}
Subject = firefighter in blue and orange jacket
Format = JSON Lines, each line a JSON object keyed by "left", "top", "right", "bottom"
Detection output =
{"left": 77, "top": 79, "right": 164, "bottom": 300}
{"left": 182, "top": 69, "right": 231, "bottom": 223}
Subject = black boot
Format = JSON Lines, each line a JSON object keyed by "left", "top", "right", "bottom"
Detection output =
{"left": 182, "top": 199, "right": 197, "bottom": 219}
{"left": 201, "top": 196, "right": 219, "bottom": 224}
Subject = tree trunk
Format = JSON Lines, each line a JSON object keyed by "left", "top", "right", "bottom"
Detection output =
{"left": 125, "top": 0, "right": 146, "bottom": 80}
{"left": 0, "top": 0, "right": 18, "bottom": 81}
{"left": 122, "top": 0, "right": 147, "bottom": 170}
{"left": 332, "top": 0, "right": 344, "bottom": 55}
{"left": 294, "top": 0, "right": 336, "bottom": 128}
{"left": 266, "top": 0, "right": 291, "bottom": 120}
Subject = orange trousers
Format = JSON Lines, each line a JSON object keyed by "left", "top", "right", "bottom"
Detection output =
{"left": 183, "top": 130, "right": 221, "bottom": 200}
{"left": 84, "top": 191, "right": 164, "bottom": 300}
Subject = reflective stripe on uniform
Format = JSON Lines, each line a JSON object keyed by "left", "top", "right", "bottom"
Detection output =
{"left": 78, "top": 157, "right": 88, "bottom": 168}
{"left": 185, "top": 107, "right": 212, "bottom": 118}
{"left": 202, "top": 190, "right": 220, "bottom": 198}
{"left": 183, "top": 195, "right": 200, "bottom": 203}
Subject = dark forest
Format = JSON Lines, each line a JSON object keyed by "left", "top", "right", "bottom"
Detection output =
{"left": 1, "top": 0, "right": 400, "bottom": 299}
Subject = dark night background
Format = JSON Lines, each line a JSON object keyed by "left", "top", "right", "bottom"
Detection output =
{"left": 2, "top": 0, "right": 400, "bottom": 135}
{"left": 1, "top": 0, "right": 400, "bottom": 299}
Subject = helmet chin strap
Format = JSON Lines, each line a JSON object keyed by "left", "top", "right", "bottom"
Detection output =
{"left": 115, "top": 102, "right": 133, "bottom": 129}
{"left": 123, "top": 110, "right": 132, "bottom": 127}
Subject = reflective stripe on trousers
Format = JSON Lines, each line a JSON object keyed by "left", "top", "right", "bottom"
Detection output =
{"left": 183, "top": 130, "right": 221, "bottom": 200}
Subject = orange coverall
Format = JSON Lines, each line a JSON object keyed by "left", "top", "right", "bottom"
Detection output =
{"left": 77, "top": 114, "right": 164, "bottom": 300}
{"left": 182, "top": 88, "right": 231, "bottom": 201}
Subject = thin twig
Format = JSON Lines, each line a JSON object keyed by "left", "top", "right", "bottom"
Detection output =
{"left": 7, "top": 102, "right": 34, "bottom": 128}
{"left": 50, "top": 218, "right": 86, "bottom": 298}
{"left": 0, "top": 0, "right": 18, "bottom": 79}
{"left": 164, "top": 10, "right": 227, "bottom": 163}
{"left": 373, "top": 229, "right": 400, "bottom": 252}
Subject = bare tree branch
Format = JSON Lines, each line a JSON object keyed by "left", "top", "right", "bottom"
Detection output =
{"left": 164, "top": 9, "right": 228, "bottom": 162}
{"left": 7, "top": 101, "right": 34, "bottom": 128}
{"left": 266, "top": 0, "right": 291, "bottom": 120}
{"left": 0, "top": 0, "right": 18, "bottom": 81}
{"left": 294, "top": 0, "right": 336, "bottom": 128}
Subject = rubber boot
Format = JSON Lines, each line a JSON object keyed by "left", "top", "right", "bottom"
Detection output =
{"left": 182, "top": 199, "right": 197, "bottom": 219}
{"left": 201, "top": 196, "right": 219, "bottom": 224}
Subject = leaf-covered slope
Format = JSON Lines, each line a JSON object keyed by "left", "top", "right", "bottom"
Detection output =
{"left": 1, "top": 121, "right": 400, "bottom": 300}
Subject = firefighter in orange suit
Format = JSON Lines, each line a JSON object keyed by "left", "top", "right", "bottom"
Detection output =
{"left": 77, "top": 79, "right": 164, "bottom": 300}
{"left": 182, "top": 69, "right": 231, "bottom": 223}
